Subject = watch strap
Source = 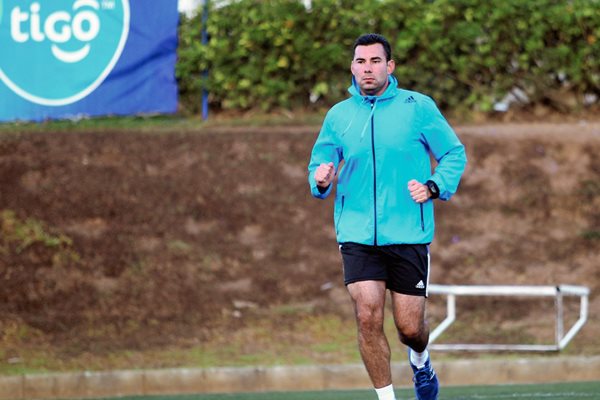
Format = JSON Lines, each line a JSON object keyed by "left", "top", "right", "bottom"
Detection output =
{"left": 425, "top": 180, "right": 440, "bottom": 199}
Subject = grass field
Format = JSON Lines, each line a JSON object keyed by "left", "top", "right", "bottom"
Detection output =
{"left": 101, "top": 381, "right": 600, "bottom": 400}
{"left": 0, "top": 111, "right": 326, "bottom": 133}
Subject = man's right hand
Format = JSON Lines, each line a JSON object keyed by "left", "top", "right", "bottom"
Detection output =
{"left": 315, "top": 162, "right": 335, "bottom": 187}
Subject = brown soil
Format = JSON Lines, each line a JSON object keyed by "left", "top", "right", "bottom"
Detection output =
{"left": 0, "top": 122, "right": 599, "bottom": 370}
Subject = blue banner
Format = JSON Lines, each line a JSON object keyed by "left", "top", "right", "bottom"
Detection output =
{"left": 0, "top": 0, "right": 179, "bottom": 122}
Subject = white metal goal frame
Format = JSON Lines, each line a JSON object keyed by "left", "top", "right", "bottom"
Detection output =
{"left": 427, "top": 284, "right": 590, "bottom": 352}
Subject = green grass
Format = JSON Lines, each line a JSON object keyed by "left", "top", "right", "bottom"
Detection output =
{"left": 0, "top": 302, "right": 585, "bottom": 376}
{"left": 0, "top": 115, "right": 189, "bottom": 133}
{"left": 97, "top": 381, "right": 600, "bottom": 400}
{"left": 0, "top": 111, "right": 325, "bottom": 134}
{"left": 0, "top": 313, "right": 363, "bottom": 375}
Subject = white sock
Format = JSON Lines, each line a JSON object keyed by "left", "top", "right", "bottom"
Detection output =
{"left": 410, "top": 348, "right": 429, "bottom": 369}
{"left": 375, "top": 383, "right": 396, "bottom": 400}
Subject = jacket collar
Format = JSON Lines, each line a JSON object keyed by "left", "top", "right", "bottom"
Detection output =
{"left": 348, "top": 75, "right": 398, "bottom": 102}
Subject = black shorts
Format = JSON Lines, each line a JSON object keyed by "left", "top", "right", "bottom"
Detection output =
{"left": 340, "top": 242, "right": 430, "bottom": 297}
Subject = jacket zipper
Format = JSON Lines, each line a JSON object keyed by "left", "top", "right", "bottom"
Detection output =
{"left": 420, "top": 203, "right": 425, "bottom": 231}
{"left": 370, "top": 99, "right": 378, "bottom": 246}
{"left": 336, "top": 196, "right": 345, "bottom": 235}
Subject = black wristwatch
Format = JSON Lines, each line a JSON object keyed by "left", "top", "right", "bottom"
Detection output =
{"left": 425, "top": 180, "right": 440, "bottom": 199}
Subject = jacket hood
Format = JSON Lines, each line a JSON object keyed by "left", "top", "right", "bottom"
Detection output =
{"left": 348, "top": 74, "right": 399, "bottom": 101}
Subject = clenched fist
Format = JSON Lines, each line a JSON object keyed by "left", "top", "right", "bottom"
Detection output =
{"left": 408, "top": 179, "right": 430, "bottom": 203}
{"left": 315, "top": 162, "right": 335, "bottom": 187}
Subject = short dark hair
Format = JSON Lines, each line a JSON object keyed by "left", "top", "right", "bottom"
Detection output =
{"left": 353, "top": 33, "right": 392, "bottom": 61}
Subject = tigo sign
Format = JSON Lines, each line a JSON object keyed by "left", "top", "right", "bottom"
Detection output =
{"left": 0, "top": 0, "right": 178, "bottom": 122}
{"left": 0, "top": 0, "right": 130, "bottom": 106}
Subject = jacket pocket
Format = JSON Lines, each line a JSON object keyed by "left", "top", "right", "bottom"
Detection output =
{"left": 419, "top": 203, "right": 425, "bottom": 231}
{"left": 335, "top": 195, "right": 345, "bottom": 235}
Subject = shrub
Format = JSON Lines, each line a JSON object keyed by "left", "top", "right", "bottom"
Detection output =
{"left": 176, "top": 0, "right": 600, "bottom": 115}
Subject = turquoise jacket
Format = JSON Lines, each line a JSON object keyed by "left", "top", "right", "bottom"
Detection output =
{"left": 308, "top": 75, "right": 467, "bottom": 245}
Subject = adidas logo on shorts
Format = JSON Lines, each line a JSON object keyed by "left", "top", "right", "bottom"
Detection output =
{"left": 415, "top": 280, "right": 425, "bottom": 289}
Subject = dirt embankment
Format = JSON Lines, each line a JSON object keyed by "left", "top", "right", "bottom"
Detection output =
{"left": 0, "top": 122, "right": 599, "bottom": 365}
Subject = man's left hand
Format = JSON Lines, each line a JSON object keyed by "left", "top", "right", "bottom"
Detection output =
{"left": 408, "top": 179, "right": 430, "bottom": 203}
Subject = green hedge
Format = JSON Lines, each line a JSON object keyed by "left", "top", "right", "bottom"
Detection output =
{"left": 177, "top": 0, "right": 600, "bottom": 115}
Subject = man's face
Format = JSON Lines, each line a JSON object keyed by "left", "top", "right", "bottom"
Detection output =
{"left": 351, "top": 43, "right": 395, "bottom": 96}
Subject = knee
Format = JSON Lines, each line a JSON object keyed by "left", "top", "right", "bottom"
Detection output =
{"left": 397, "top": 324, "right": 426, "bottom": 346}
{"left": 355, "top": 304, "right": 384, "bottom": 332}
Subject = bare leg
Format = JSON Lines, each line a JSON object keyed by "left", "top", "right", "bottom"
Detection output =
{"left": 347, "top": 280, "right": 391, "bottom": 388}
{"left": 390, "top": 292, "right": 428, "bottom": 351}
{"left": 392, "top": 291, "right": 439, "bottom": 399}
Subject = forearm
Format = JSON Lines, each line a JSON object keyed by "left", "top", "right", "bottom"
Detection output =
{"left": 430, "top": 144, "right": 467, "bottom": 200}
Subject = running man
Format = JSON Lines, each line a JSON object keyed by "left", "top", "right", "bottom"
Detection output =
{"left": 307, "top": 33, "right": 467, "bottom": 400}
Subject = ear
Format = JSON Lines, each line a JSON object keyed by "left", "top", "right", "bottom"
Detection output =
{"left": 350, "top": 60, "right": 358, "bottom": 77}
{"left": 387, "top": 59, "right": 396, "bottom": 75}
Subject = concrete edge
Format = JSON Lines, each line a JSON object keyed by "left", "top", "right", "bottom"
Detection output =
{"left": 1, "top": 356, "right": 599, "bottom": 399}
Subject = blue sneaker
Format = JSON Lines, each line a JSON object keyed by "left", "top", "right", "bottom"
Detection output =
{"left": 408, "top": 349, "right": 439, "bottom": 400}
